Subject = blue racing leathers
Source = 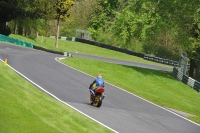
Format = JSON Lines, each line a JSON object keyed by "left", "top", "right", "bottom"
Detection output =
{"left": 89, "top": 77, "right": 104, "bottom": 95}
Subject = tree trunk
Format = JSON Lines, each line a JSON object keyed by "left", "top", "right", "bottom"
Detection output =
{"left": 195, "top": 61, "right": 200, "bottom": 82}
{"left": 14, "top": 21, "right": 17, "bottom": 34}
{"left": 0, "top": 21, "right": 10, "bottom": 35}
{"left": 55, "top": 17, "right": 60, "bottom": 48}
{"left": 36, "top": 31, "right": 38, "bottom": 38}
{"left": 18, "top": 23, "right": 23, "bottom": 35}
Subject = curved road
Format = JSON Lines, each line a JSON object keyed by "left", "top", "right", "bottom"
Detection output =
{"left": 0, "top": 42, "right": 200, "bottom": 133}
{"left": 70, "top": 52, "right": 173, "bottom": 72}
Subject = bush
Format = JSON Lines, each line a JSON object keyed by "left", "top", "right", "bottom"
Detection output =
{"left": 0, "top": 26, "right": 11, "bottom": 36}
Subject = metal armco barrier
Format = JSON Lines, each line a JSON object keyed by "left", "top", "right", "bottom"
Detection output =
{"left": 0, "top": 34, "right": 34, "bottom": 48}
{"left": 33, "top": 45, "right": 63, "bottom": 55}
{"left": 173, "top": 67, "right": 200, "bottom": 92}
{"left": 144, "top": 54, "right": 179, "bottom": 66}
{"left": 75, "top": 38, "right": 144, "bottom": 58}
{"left": 49, "top": 36, "right": 75, "bottom": 41}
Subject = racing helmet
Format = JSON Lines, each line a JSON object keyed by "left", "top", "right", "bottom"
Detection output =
{"left": 97, "top": 74, "right": 102, "bottom": 78}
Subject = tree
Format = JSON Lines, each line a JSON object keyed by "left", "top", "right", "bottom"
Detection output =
{"left": 0, "top": 0, "right": 56, "bottom": 36}
{"left": 55, "top": 0, "right": 75, "bottom": 48}
{"left": 112, "top": 0, "right": 199, "bottom": 60}
{"left": 69, "top": 0, "right": 97, "bottom": 30}
{"left": 111, "top": 0, "right": 200, "bottom": 81}
{"left": 60, "top": 19, "right": 76, "bottom": 37}
{"left": 0, "top": 0, "right": 21, "bottom": 35}
{"left": 88, "top": 0, "right": 120, "bottom": 40}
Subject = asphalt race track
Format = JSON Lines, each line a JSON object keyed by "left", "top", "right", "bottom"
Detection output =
{"left": 70, "top": 52, "right": 173, "bottom": 72}
{"left": 1, "top": 42, "right": 200, "bottom": 133}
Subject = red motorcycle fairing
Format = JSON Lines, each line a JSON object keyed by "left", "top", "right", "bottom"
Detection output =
{"left": 95, "top": 87, "right": 104, "bottom": 94}
{"left": 90, "top": 87, "right": 105, "bottom": 107}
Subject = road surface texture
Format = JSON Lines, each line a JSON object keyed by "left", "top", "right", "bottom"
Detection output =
{"left": 0, "top": 42, "right": 200, "bottom": 133}
{"left": 70, "top": 52, "right": 173, "bottom": 72}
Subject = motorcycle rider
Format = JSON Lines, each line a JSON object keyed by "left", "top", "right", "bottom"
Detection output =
{"left": 89, "top": 74, "right": 105, "bottom": 100}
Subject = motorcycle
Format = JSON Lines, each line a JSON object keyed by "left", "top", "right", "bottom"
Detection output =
{"left": 90, "top": 87, "right": 105, "bottom": 107}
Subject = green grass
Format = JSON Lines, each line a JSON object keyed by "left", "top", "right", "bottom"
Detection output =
{"left": 5, "top": 34, "right": 200, "bottom": 125}
{"left": 9, "top": 34, "right": 172, "bottom": 68}
{"left": 0, "top": 62, "right": 113, "bottom": 133}
{"left": 60, "top": 57, "right": 200, "bottom": 124}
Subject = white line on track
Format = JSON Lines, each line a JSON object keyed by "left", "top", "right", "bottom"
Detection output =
{"left": 0, "top": 58, "right": 119, "bottom": 133}
{"left": 56, "top": 57, "right": 200, "bottom": 127}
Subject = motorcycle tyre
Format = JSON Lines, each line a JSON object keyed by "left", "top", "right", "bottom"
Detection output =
{"left": 95, "top": 96, "right": 102, "bottom": 107}
{"left": 90, "top": 99, "right": 93, "bottom": 105}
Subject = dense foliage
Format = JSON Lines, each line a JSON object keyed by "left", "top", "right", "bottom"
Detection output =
{"left": 113, "top": 0, "right": 199, "bottom": 59}
{"left": 0, "top": 0, "right": 200, "bottom": 80}
{"left": 0, "top": 0, "right": 56, "bottom": 35}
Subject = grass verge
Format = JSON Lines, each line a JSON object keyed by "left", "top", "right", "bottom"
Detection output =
{"left": 61, "top": 57, "right": 200, "bottom": 124}
{"left": 9, "top": 34, "right": 172, "bottom": 68}
{"left": 0, "top": 61, "right": 113, "bottom": 133}
{"left": 6, "top": 34, "right": 199, "bottom": 124}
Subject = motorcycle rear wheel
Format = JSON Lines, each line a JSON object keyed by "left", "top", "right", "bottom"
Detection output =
{"left": 90, "top": 99, "right": 93, "bottom": 105}
{"left": 95, "top": 95, "right": 102, "bottom": 107}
